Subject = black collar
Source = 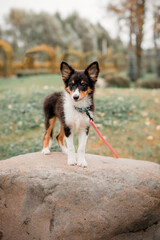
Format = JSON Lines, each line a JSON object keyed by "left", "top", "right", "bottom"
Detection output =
{"left": 74, "top": 105, "right": 92, "bottom": 113}
{"left": 74, "top": 105, "right": 93, "bottom": 121}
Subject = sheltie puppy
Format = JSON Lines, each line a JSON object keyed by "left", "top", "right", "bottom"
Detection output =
{"left": 42, "top": 61, "right": 99, "bottom": 167}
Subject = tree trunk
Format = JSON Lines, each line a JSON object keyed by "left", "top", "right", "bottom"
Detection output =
{"left": 135, "top": 0, "right": 145, "bottom": 80}
{"left": 153, "top": 5, "right": 160, "bottom": 77}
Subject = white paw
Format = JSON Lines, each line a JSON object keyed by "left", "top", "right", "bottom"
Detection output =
{"left": 77, "top": 160, "right": 88, "bottom": 168}
{"left": 42, "top": 147, "right": 50, "bottom": 155}
{"left": 77, "top": 157, "right": 88, "bottom": 168}
{"left": 67, "top": 154, "right": 77, "bottom": 166}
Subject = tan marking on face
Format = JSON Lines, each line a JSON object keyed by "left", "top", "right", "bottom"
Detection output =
{"left": 81, "top": 81, "right": 84, "bottom": 84}
{"left": 79, "top": 87, "right": 92, "bottom": 100}
{"left": 72, "top": 80, "right": 75, "bottom": 84}
{"left": 43, "top": 117, "right": 56, "bottom": 148}
{"left": 66, "top": 86, "right": 74, "bottom": 96}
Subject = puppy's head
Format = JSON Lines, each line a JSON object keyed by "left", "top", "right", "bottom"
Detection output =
{"left": 60, "top": 61, "right": 99, "bottom": 102}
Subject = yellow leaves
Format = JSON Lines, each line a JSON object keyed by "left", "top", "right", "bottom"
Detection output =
{"left": 40, "top": 123, "right": 44, "bottom": 128}
{"left": 147, "top": 136, "right": 154, "bottom": 141}
{"left": 145, "top": 118, "right": 150, "bottom": 126}
{"left": 154, "top": 98, "right": 159, "bottom": 104}
{"left": 35, "top": 117, "right": 40, "bottom": 123}
{"left": 113, "top": 120, "right": 117, "bottom": 125}
{"left": 131, "top": 105, "right": 137, "bottom": 110}
{"left": 96, "top": 123, "right": 103, "bottom": 128}
{"left": 99, "top": 112, "right": 105, "bottom": 117}
{"left": 141, "top": 111, "right": 148, "bottom": 117}
{"left": 17, "top": 121, "right": 22, "bottom": 126}
{"left": 156, "top": 125, "right": 160, "bottom": 131}
{"left": 98, "top": 136, "right": 106, "bottom": 146}
{"left": 0, "top": 40, "right": 13, "bottom": 77}
{"left": 43, "top": 85, "right": 49, "bottom": 90}
{"left": 8, "top": 104, "right": 12, "bottom": 109}
{"left": 145, "top": 118, "right": 155, "bottom": 126}
{"left": 117, "top": 96, "right": 124, "bottom": 101}
{"left": 98, "top": 139, "right": 103, "bottom": 146}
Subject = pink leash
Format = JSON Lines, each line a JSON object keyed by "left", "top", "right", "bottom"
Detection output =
{"left": 75, "top": 108, "right": 119, "bottom": 159}
{"left": 90, "top": 119, "right": 119, "bottom": 159}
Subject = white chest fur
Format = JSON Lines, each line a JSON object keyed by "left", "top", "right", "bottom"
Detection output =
{"left": 63, "top": 91, "right": 93, "bottom": 132}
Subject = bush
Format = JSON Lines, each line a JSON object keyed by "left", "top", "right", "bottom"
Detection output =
{"left": 105, "top": 75, "right": 130, "bottom": 88}
{"left": 156, "top": 54, "right": 160, "bottom": 77}
{"left": 136, "top": 79, "right": 160, "bottom": 89}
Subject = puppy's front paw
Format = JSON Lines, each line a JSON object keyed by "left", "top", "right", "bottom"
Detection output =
{"left": 67, "top": 154, "right": 77, "bottom": 166}
{"left": 42, "top": 147, "right": 50, "bottom": 155}
{"left": 77, "top": 161, "right": 88, "bottom": 168}
{"left": 77, "top": 157, "right": 88, "bottom": 168}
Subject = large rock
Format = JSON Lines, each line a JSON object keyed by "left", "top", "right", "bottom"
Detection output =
{"left": 0, "top": 152, "right": 160, "bottom": 240}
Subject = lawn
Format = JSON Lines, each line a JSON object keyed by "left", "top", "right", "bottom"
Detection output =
{"left": 0, "top": 74, "right": 160, "bottom": 163}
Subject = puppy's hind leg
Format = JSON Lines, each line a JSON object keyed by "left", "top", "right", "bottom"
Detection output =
{"left": 42, "top": 117, "right": 56, "bottom": 155}
{"left": 56, "top": 125, "right": 68, "bottom": 155}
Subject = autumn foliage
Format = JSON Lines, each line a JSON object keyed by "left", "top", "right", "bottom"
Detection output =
{"left": 0, "top": 40, "right": 13, "bottom": 77}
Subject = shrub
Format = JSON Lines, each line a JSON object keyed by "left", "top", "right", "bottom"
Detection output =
{"left": 105, "top": 75, "right": 130, "bottom": 88}
{"left": 99, "top": 70, "right": 117, "bottom": 79}
{"left": 136, "top": 79, "right": 160, "bottom": 89}
{"left": 156, "top": 54, "right": 160, "bottom": 77}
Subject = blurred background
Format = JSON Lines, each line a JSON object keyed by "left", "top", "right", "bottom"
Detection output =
{"left": 0, "top": 0, "right": 160, "bottom": 162}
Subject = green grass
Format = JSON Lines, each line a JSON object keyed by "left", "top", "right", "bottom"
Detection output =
{"left": 0, "top": 74, "right": 160, "bottom": 163}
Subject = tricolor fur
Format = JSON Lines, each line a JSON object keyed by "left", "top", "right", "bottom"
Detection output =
{"left": 42, "top": 61, "right": 99, "bottom": 167}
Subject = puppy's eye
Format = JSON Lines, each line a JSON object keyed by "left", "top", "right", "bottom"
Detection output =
{"left": 70, "top": 81, "right": 75, "bottom": 86}
{"left": 81, "top": 81, "right": 87, "bottom": 86}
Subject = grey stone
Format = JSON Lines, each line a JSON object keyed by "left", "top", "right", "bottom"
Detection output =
{"left": 0, "top": 152, "right": 160, "bottom": 240}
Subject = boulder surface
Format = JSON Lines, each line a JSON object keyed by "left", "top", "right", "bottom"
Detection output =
{"left": 0, "top": 152, "right": 160, "bottom": 240}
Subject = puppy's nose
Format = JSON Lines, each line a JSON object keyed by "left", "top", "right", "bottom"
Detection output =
{"left": 73, "top": 95, "right": 79, "bottom": 100}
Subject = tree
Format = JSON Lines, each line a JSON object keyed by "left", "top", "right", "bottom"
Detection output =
{"left": 65, "top": 12, "right": 95, "bottom": 52}
{"left": 135, "top": 0, "right": 146, "bottom": 79}
{"left": 0, "top": 8, "right": 122, "bottom": 60}
{"left": 127, "top": 52, "right": 137, "bottom": 82}
{"left": 3, "top": 9, "right": 65, "bottom": 58}
{"left": 107, "top": 0, "right": 146, "bottom": 80}
{"left": 153, "top": 3, "right": 160, "bottom": 77}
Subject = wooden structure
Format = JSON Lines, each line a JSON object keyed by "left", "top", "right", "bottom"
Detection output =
{"left": 24, "top": 44, "right": 57, "bottom": 73}
{"left": 0, "top": 40, "right": 13, "bottom": 77}
{"left": 62, "top": 49, "right": 83, "bottom": 70}
{"left": 0, "top": 41, "right": 127, "bottom": 77}
{"left": 83, "top": 51, "right": 102, "bottom": 69}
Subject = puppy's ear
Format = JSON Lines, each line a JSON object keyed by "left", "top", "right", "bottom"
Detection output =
{"left": 60, "top": 61, "right": 74, "bottom": 82}
{"left": 85, "top": 61, "right": 99, "bottom": 82}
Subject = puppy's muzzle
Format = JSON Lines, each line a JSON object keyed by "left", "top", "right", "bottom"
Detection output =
{"left": 73, "top": 95, "right": 79, "bottom": 100}
{"left": 72, "top": 89, "right": 80, "bottom": 101}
